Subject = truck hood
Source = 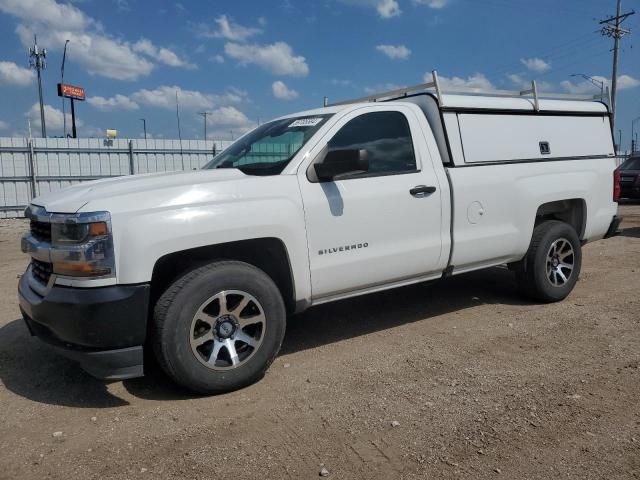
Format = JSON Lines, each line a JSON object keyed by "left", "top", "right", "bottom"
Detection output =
{"left": 32, "top": 169, "right": 248, "bottom": 213}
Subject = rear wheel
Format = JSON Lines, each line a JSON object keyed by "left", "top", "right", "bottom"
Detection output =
{"left": 516, "top": 220, "right": 582, "bottom": 302}
{"left": 152, "top": 261, "right": 286, "bottom": 394}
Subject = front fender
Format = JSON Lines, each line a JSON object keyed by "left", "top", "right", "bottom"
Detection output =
{"left": 82, "top": 176, "right": 311, "bottom": 304}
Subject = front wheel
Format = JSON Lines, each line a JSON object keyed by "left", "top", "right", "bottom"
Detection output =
{"left": 152, "top": 261, "right": 286, "bottom": 394}
{"left": 516, "top": 220, "right": 582, "bottom": 302}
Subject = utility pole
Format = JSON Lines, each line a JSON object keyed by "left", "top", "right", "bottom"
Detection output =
{"left": 139, "top": 118, "right": 147, "bottom": 139}
{"left": 28, "top": 35, "right": 47, "bottom": 138}
{"left": 61, "top": 40, "right": 69, "bottom": 137}
{"left": 175, "top": 90, "right": 182, "bottom": 143}
{"left": 632, "top": 116, "right": 640, "bottom": 153}
{"left": 198, "top": 112, "right": 211, "bottom": 140}
{"left": 600, "top": 0, "right": 635, "bottom": 142}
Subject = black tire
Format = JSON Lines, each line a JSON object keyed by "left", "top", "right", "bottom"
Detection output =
{"left": 516, "top": 220, "right": 582, "bottom": 303}
{"left": 152, "top": 260, "right": 286, "bottom": 394}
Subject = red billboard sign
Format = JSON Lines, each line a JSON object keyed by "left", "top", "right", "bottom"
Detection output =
{"left": 57, "top": 83, "right": 85, "bottom": 101}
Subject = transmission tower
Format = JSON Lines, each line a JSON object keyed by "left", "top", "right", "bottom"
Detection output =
{"left": 28, "top": 35, "right": 47, "bottom": 138}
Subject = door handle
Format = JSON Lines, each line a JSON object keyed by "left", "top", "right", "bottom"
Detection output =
{"left": 410, "top": 185, "right": 436, "bottom": 197}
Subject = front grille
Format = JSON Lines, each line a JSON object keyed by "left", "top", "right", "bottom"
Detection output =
{"left": 31, "top": 259, "right": 53, "bottom": 285}
{"left": 30, "top": 220, "right": 52, "bottom": 243}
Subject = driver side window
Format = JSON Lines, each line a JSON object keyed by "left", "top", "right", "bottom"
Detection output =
{"left": 328, "top": 111, "right": 417, "bottom": 175}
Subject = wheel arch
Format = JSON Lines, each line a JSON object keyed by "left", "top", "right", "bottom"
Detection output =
{"left": 535, "top": 198, "right": 587, "bottom": 239}
{"left": 150, "top": 237, "right": 297, "bottom": 315}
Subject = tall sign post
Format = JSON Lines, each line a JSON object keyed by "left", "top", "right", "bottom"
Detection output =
{"left": 57, "top": 83, "right": 85, "bottom": 138}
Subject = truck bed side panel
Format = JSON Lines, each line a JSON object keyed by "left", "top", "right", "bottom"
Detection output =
{"left": 447, "top": 158, "right": 618, "bottom": 272}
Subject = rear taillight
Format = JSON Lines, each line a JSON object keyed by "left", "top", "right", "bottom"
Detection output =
{"left": 613, "top": 169, "right": 621, "bottom": 202}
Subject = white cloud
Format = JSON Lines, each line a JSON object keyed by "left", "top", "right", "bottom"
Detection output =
{"left": 211, "top": 54, "right": 225, "bottom": 64}
{"left": 560, "top": 79, "right": 602, "bottom": 95}
{"left": 364, "top": 82, "right": 405, "bottom": 94}
{"left": 426, "top": 72, "right": 495, "bottom": 91}
{"left": 224, "top": 41, "right": 309, "bottom": 77}
{"left": 520, "top": 57, "right": 551, "bottom": 73}
{"left": 132, "top": 39, "right": 195, "bottom": 69}
{"left": 206, "top": 14, "right": 263, "bottom": 41}
{"left": 208, "top": 106, "right": 252, "bottom": 127}
{"left": 0, "top": 0, "right": 90, "bottom": 31}
{"left": 507, "top": 73, "right": 553, "bottom": 92}
{"left": 377, "top": 0, "right": 401, "bottom": 17}
{"left": 130, "top": 85, "right": 245, "bottom": 110}
{"left": 87, "top": 94, "right": 139, "bottom": 111}
{"left": 13, "top": 25, "right": 153, "bottom": 82}
{"left": 0, "top": 0, "right": 193, "bottom": 81}
{"left": 414, "top": 0, "right": 450, "bottom": 8}
{"left": 376, "top": 44, "right": 411, "bottom": 60}
{"left": 507, "top": 73, "right": 527, "bottom": 87}
{"left": 116, "top": 0, "right": 130, "bottom": 13}
{"left": 25, "top": 103, "right": 82, "bottom": 132}
{"left": 561, "top": 74, "right": 640, "bottom": 94}
{"left": 331, "top": 79, "right": 353, "bottom": 87}
{"left": 272, "top": 80, "right": 299, "bottom": 100}
{"left": 227, "top": 86, "right": 249, "bottom": 100}
{"left": 0, "top": 120, "right": 9, "bottom": 130}
{"left": 0, "top": 61, "right": 34, "bottom": 86}
{"left": 133, "top": 86, "right": 215, "bottom": 110}
{"left": 618, "top": 75, "right": 640, "bottom": 90}
{"left": 206, "top": 106, "right": 256, "bottom": 139}
{"left": 339, "top": 0, "right": 401, "bottom": 18}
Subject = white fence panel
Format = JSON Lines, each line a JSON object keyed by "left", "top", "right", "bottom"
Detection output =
{"left": 0, "top": 137, "right": 233, "bottom": 218}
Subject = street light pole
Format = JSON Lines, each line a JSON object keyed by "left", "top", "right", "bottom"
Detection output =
{"left": 618, "top": 129, "right": 622, "bottom": 152}
{"left": 139, "top": 118, "right": 147, "bottom": 140}
{"left": 61, "top": 40, "right": 69, "bottom": 137}
{"left": 570, "top": 73, "right": 605, "bottom": 100}
{"left": 198, "top": 112, "right": 211, "bottom": 140}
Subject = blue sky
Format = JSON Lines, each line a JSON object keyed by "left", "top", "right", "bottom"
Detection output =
{"left": 0, "top": 0, "right": 638, "bottom": 149}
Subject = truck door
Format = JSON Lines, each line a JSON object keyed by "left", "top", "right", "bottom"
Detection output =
{"left": 298, "top": 105, "right": 445, "bottom": 300}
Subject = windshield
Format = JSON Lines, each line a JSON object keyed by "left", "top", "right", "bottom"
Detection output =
{"left": 620, "top": 157, "right": 640, "bottom": 170}
{"left": 203, "top": 114, "right": 333, "bottom": 175}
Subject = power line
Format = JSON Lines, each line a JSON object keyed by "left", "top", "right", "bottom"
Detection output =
{"left": 489, "top": 34, "right": 604, "bottom": 82}
{"left": 533, "top": 47, "right": 613, "bottom": 79}
{"left": 461, "top": 0, "right": 601, "bottom": 20}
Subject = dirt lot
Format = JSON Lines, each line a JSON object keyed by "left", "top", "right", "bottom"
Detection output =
{"left": 0, "top": 204, "right": 638, "bottom": 480}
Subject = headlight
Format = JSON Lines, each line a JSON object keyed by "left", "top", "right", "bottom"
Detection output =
{"left": 49, "top": 212, "right": 115, "bottom": 278}
{"left": 51, "top": 221, "right": 109, "bottom": 245}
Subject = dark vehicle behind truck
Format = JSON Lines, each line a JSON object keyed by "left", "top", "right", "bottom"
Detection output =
{"left": 619, "top": 156, "right": 640, "bottom": 199}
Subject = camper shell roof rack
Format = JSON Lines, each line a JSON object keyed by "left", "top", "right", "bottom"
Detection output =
{"left": 327, "top": 70, "right": 611, "bottom": 112}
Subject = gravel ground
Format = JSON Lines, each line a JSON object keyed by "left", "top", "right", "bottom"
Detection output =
{"left": 0, "top": 203, "right": 638, "bottom": 479}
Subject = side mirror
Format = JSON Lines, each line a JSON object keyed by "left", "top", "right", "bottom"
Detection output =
{"left": 314, "top": 148, "right": 369, "bottom": 181}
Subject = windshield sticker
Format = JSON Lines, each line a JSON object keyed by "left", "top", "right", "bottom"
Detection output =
{"left": 288, "top": 118, "right": 323, "bottom": 128}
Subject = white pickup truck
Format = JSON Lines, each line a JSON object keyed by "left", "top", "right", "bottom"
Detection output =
{"left": 19, "top": 76, "right": 621, "bottom": 393}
